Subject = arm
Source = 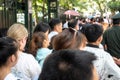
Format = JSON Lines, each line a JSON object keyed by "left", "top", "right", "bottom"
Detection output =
{"left": 113, "top": 58, "right": 120, "bottom": 66}
{"left": 105, "top": 53, "right": 120, "bottom": 79}
{"left": 101, "top": 31, "right": 107, "bottom": 51}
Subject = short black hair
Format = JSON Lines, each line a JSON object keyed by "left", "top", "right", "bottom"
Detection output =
{"left": 68, "top": 19, "right": 78, "bottom": 28}
{"left": 112, "top": 19, "right": 120, "bottom": 25}
{"left": 84, "top": 24, "right": 103, "bottom": 42}
{"left": 49, "top": 18, "right": 62, "bottom": 30}
{"left": 0, "top": 37, "right": 18, "bottom": 67}
{"left": 34, "top": 22, "right": 50, "bottom": 33}
{"left": 39, "top": 49, "right": 96, "bottom": 80}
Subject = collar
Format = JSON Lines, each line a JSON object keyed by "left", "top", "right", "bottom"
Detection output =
{"left": 87, "top": 44, "right": 99, "bottom": 48}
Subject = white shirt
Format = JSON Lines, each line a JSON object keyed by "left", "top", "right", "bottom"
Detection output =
{"left": 85, "top": 46, "right": 120, "bottom": 80}
{"left": 48, "top": 31, "right": 58, "bottom": 42}
{"left": 4, "top": 73, "right": 18, "bottom": 80}
{"left": 11, "top": 52, "right": 41, "bottom": 80}
{"left": 63, "top": 21, "right": 68, "bottom": 29}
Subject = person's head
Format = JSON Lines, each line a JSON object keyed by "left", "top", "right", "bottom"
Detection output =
{"left": 0, "top": 37, "right": 18, "bottom": 68}
{"left": 34, "top": 22, "right": 50, "bottom": 35}
{"left": 7, "top": 23, "right": 28, "bottom": 51}
{"left": 68, "top": 19, "right": 79, "bottom": 30}
{"left": 39, "top": 49, "right": 98, "bottom": 80}
{"left": 111, "top": 13, "right": 120, "bottom": 25}
{"left": 29, "top": 32, "right": 49, "bottom": 57}
{"left": 112, "top": 19, "right": 120, "bottom": 25}
{"left": 84, "top": 24, "right": 103, "bottom": 44}
{"left": 49, "top": 18, "right": 62, "bottom": 33}
{"left": 90, "top": 17, "right": 96, "bottom": 24}
{"left": 79, "top": 17, "right": 86, "bottom": 24}
{"left": 52, "top": 28, "right": 86, "bottom": 50}
{"left": 0, "top": 28, "right": 8, "bottom": 38}
{"left": 96, "top": 17, "right": 104, "bottom": 23}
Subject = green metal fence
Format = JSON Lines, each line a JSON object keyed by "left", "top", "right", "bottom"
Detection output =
{"left": 0, "top": 0, "right": 17, "bottom": 28}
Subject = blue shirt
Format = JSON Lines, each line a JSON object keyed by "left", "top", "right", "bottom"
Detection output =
{"left": 36, "top": 48, "right": 52, "bottom": 67}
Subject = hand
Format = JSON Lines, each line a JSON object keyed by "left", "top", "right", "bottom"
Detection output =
{"left": 113, "top": 57, "right": 120, "bottom": 66}
{"left": 115, "top": 59, "right": 120, "bottom": 66}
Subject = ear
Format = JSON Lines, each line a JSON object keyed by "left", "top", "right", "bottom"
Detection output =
{"left": 97, "top": 36, "right": 103, "bottom": 43}
{"left": 43, "top": 40, "right": 47, "bottom": 44}
{"left": 20, "top": 38, "right": 24, "bottom": 43}
{"left": 11, "top": 55, "right": 17, "bottom": 62}
{"left": 7, "top": 55, "right": 16, "bottom": 64}
{"left": 42, "top": 40, "right": 47, "bottom": 48}
{"left": 8, "top": 54, "right": 18, "bottom": 67}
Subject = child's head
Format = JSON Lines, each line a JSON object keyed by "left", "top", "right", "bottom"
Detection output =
{"left": 29, "top": 32, "right": 49, "bottom": 57}
{"left": 84, "top": 24, "right": 103, "bottom": 43}
{"left": 39, "top": 49, "right": 98, "bottom": 80}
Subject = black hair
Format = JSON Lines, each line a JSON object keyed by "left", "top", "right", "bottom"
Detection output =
{"left": 34, "top": 22, "right": 50, "bottom": 33}
{"left": 39, "top": 49, "right": 96, "bottom": 80}
{"left": 79, "top": 24, "right": 91, "bottom": 34}
{"left": 0, "top": 28, "right": 8, "bottom": 38}
{"left": 0, "top": 37, "right": 18, "bottom": 67}
{"left": 112, "top": 19, "right": 120, "bottom": 25}
{"left": 90, "top": 17, "right": 95, "bottom": 22}
{"left": 49, "top": 18, "right": 62, "bottom": 30}
{"left": 68, "top": 19, "right": 78, "bottom": 28}
{"left": 84, "top": 24, "right": 103, "bottom": 42}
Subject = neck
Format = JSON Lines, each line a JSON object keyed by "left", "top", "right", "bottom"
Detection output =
{"left": 18, "top": 50, "right": 23, "bottom": 54}
{"left": 88, "top": 42, "right": 99, "bottom": 46}
{"left": 113, "top": 24, "right": 120, "bottom": 26}
{"left": 53, "top": 29, "right": 58, "bottom": 32}
{"left": 0, "top": 66, "right": 11, "bottom": 80}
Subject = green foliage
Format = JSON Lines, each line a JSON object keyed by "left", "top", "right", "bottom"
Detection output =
{"left": 59, "top": 0, "right": 88, "bottom": 13}
{"left": 32, "top": 0, "right": 48, "bottom": 23}
{"left": 107, "top": 1, "right": 120, "bottom": 12}
{"left": 31, "top": 0, "right": 120, "bottom": 23}
{"left": 92, "top": 0, "right": 108, "bottom": 17}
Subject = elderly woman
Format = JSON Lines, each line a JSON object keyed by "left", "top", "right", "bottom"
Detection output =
{"left": 7, "top": 23, "right": 41, "bottom": 80}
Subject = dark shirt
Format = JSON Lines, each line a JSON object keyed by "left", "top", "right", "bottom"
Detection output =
{"left": 102, "top": 26, "right": 120, "bottom": 58}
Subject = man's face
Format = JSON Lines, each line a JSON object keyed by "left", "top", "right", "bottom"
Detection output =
{"left": 56, "top": 22, "right": 63, "bottom": 33}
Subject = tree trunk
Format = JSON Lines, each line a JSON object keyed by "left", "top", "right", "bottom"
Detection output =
{"left": 42, "top": 1, "right": 45, "bottom": 21}
{"left": 97, "top": 1, "right": 104, "bottom": 17}
{"left": 34, "top": 0, "right": 39, "bottom": 24}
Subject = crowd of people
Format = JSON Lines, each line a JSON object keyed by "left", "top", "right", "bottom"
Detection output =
{"left": 0, "top": 12, "right": 120, "bottom": 80}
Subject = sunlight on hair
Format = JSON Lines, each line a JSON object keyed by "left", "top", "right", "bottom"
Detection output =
{"left": 58, "top": 61, "right": 71, "bottom": 71}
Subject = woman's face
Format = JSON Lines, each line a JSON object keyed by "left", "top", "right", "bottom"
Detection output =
{"left": 19, "top": 36, "right": 28, "bottom": 51}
